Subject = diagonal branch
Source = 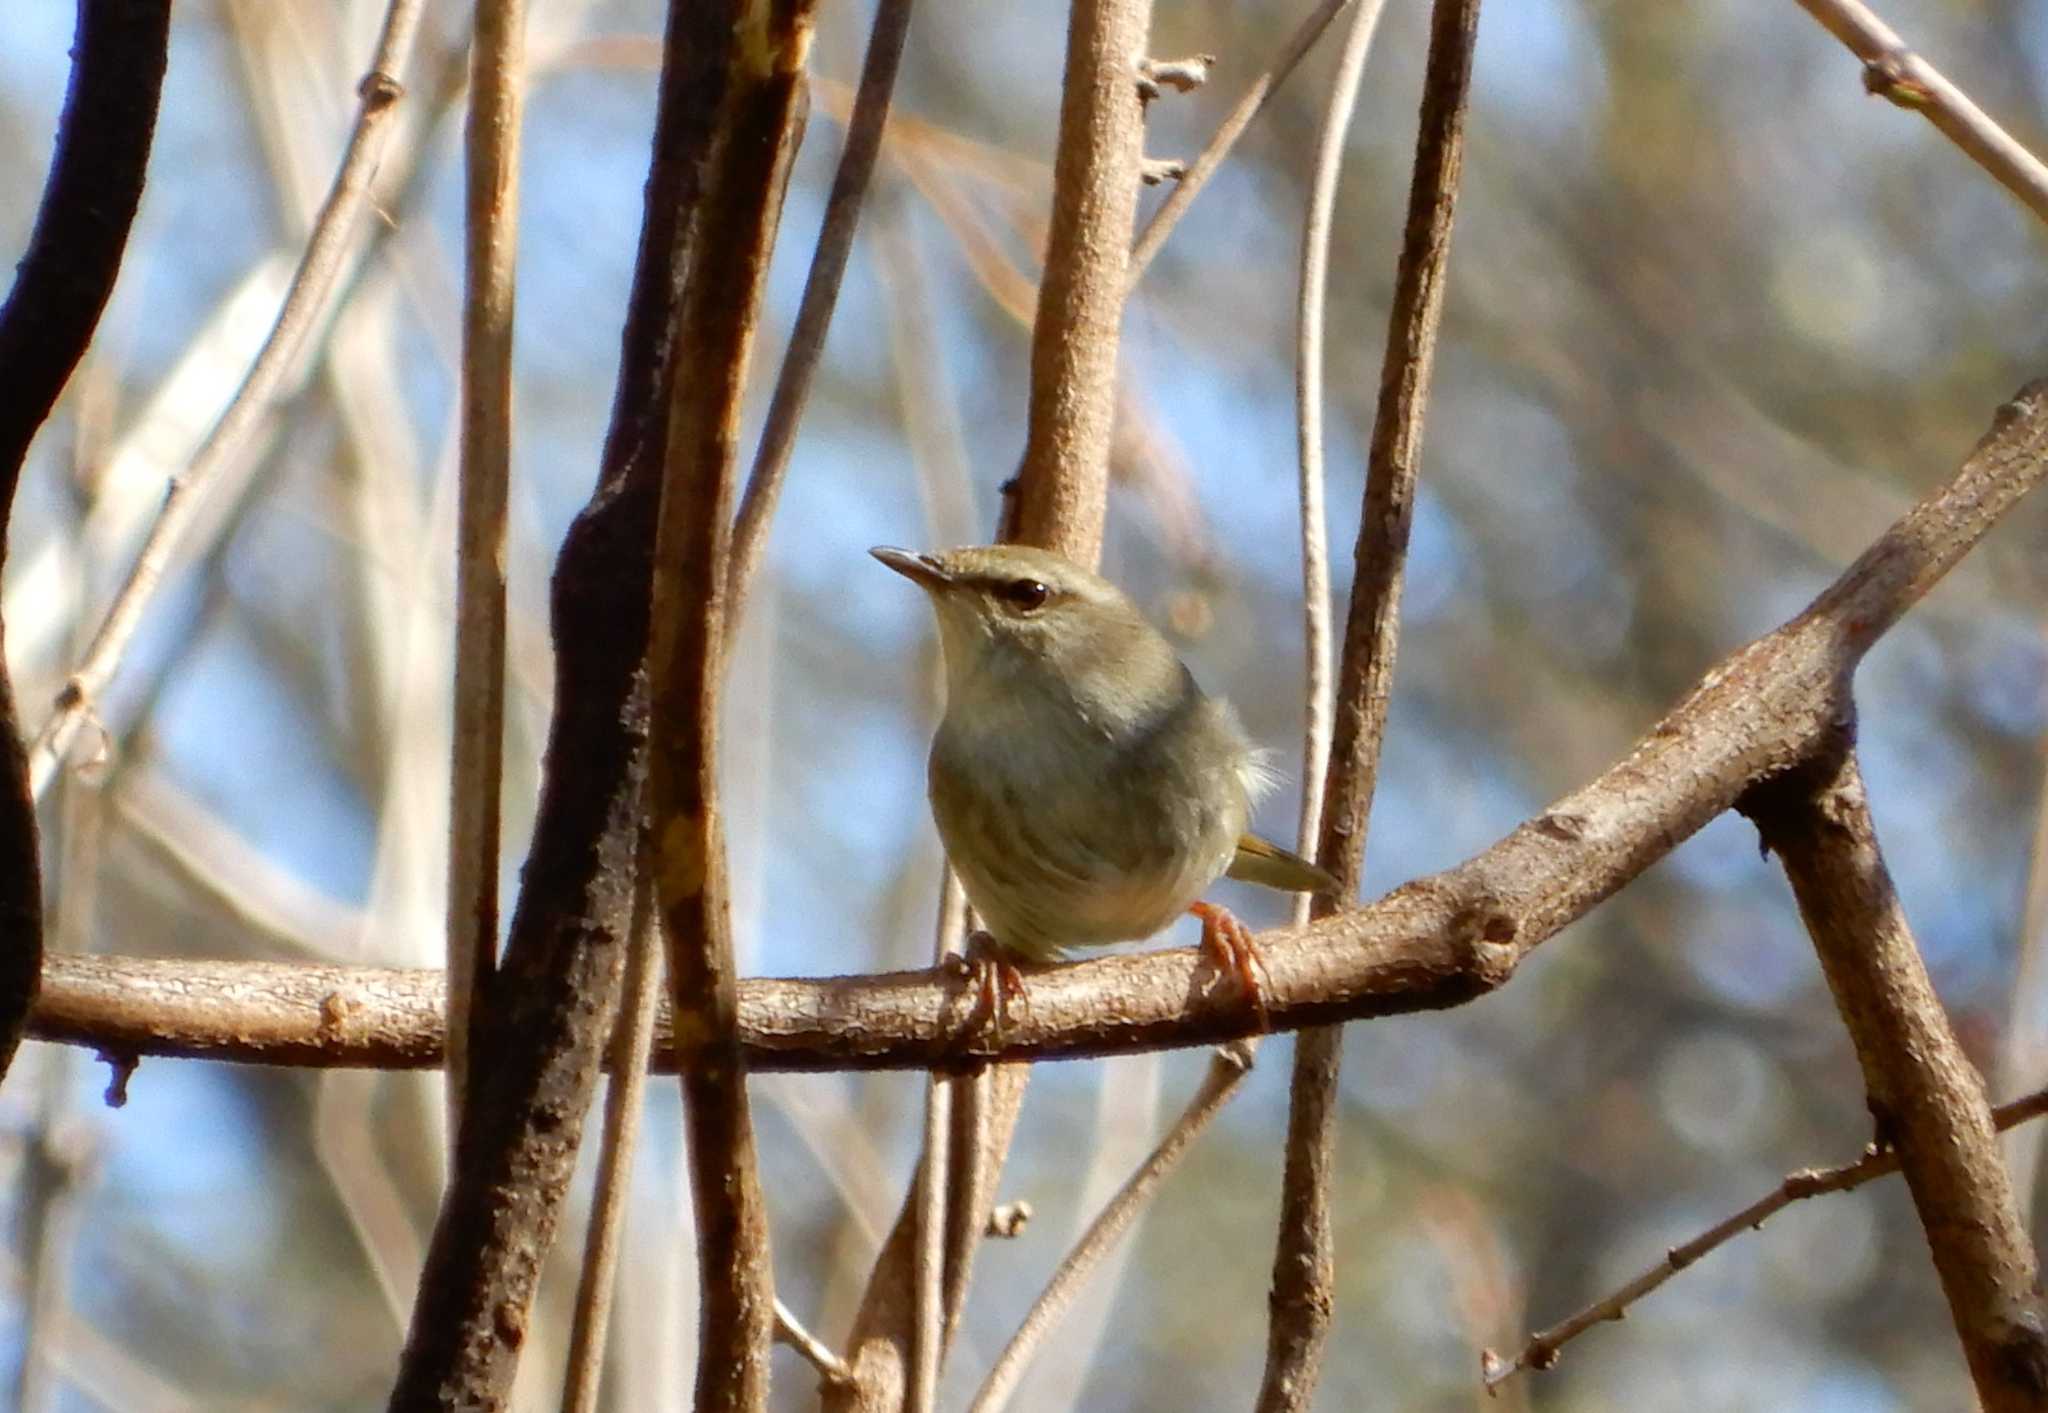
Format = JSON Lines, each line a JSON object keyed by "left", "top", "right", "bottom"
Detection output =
{"left": 0, "top": 0, "right": 173, "bottom": 1083}
{"left": 1486, "top": 1083, "right": 2048, "bottom": 1389}
{"left": 32, "top": 382, "right": 2048, "bottom": 1080}
{"left": 644, "top": 0, "right": 818, "bottom": 1403}
{"left": 1742, "top": 739, "right": 2048, "bottom": 1408}
{"left": 27, "top": 0, "right": 429, "bottom": 800}
{"left": 1793, "top": 0, "right": 2048, "bottom": 226}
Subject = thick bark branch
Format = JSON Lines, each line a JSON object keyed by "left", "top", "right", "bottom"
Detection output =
{"left": 0, "top": 0, "right": 172, "bottom": 1082}
{"left": 385, "top": 0, "right": 737, "bottom": 1402}
{"left": 27, "top": 387, "right": 2048, "bottom": 1079}
{"left": 1743, "top": 741, "right": 2048, "bottom": 1408}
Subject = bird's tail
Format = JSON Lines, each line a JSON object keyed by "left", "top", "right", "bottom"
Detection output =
{"left": 1226, "top": 833, "right": 1342, "bottom": 897}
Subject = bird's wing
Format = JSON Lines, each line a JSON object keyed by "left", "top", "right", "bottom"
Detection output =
{"left": 1224, "top": 833, "right": 1340, "bottom": 896}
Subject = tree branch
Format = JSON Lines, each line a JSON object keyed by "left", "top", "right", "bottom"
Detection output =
{"left": 1793, "top": 0, "right": 2048, "bottom": 227}
{"left": 1485, "top": 1083, "right": 2048, "bottom": 1389}
{"left": 1262, "top": 2, "right": 1475, "bottom": 1404}
{"left": 30, "top": 375, "right": 2048, "bottom": 1077}
{"left": 1742, "top": 739, "right": 2048, "bottom": 1408}
{"left": 384, "top": 0, "right": 740, "bottom": 1400}
{"left": 445, "top": 0, "right": 527, "bottom": 1136}
{"left": 644, "top": 0, "right": 816, "bottom": 1403}
{"left": 0, "top": 0, "right": 172, "bottom": 1082}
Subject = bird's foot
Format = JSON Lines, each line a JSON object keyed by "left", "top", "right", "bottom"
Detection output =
{"left": 943, "top": 931, "right": 1030, "bottom": 1045}
{"left": 1189, "top": 901, "right": 1271, "bottom": 1031}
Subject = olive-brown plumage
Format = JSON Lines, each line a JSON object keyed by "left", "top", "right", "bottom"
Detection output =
{"left": 873, "top": 544, "right": 1334, "bottom": 999}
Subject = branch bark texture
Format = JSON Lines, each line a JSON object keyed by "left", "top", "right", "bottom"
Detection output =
{"left": 31, "top": 384, "right": 2048, "bottom": 1084}
{"left": 1744, "top": 740, "right": 2048, "bottom": 1408}
{"left": 0, "top": 0, "right": 172, "bottom": 1081}
{"left": 385, "top": 0, "right": 743, "bottom": 1402}
{"left": 645, "top": 0, "right": 817, "bottom": 1405}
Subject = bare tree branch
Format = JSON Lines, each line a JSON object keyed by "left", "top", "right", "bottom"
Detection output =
{"left": 1012, "top": 0, "right": 1153, "bottom": 555}
{"left": 0, "top": 0, "right": 171, "bottom": 1082}
{"left": 1485, "top": 1084, "right": 2048, "bottom": 1389}
{"left": 384, "top": 0, "right": 748, "bottom": 1399}
{"left": 1262, "top": 2, "right": 1477, "bottom": 1404}
{"left": 1743, "top": 740, "right": 2048, "bottom": 1408}
{"left": 1127, "top": 0, "right": 1354, "bottom": 287}
{"left": 26, "top": 0, "right": 429, "bottom": 800}
{"left": 1793, "top": 0, "right": 2048, "bottom": 226}
{"left": 561, "top": 879, "right": 663, "bottom": 1413}
{"left": 644, "top": 0, "right": 818, "bottom": 1403}
{"left": 445, "top": 0, "right": 527, "bottom": 1138}
{"left": 725, "top": 0, "right": 917, "bottom": 642}
{"left": 34, "top": 383, "right": 2048, "bottom": 1082}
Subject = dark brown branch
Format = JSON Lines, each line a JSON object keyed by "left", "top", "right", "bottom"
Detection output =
{"left": 1743, "top": 741, "right": 2048, "bottom": 1408}
{"left": 1486, "top": 1083, "right": 2048, "bottom": 1388}
{"left": 1262, "top": 2, "right": 1478, "bottom": 1405}
{"left": 646, "top": 1, "right": 815, "bottom": 1405}
{"left": 0, "top": 0, "right": 171, "bottom": 1082}
{"left": 28, "top": 384, "right": 2048, "bottom": 1081}
{"left": 384, "top": 0, "right": 737, "bottom": 1402}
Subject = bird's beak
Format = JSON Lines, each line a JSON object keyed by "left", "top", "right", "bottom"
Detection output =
{"left": 870, "top": 546, "right": 953, "bottom": 592}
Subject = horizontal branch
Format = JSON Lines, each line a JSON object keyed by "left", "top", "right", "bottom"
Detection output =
{"left": 26, "top": 382, "right": 2048, "bottom": 1076}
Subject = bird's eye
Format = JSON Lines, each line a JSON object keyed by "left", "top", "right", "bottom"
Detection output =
{"left": 995, "top": 578, "right": 1051, "bottom": 613}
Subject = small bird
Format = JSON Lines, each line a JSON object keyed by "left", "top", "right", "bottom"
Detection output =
{"left": 872, "top": 543, "right": 1337, "bottom": 1024}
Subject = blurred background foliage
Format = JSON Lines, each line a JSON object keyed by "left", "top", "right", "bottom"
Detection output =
{"left": 3, "top": 0, "right": 2048, "bottom": 1408}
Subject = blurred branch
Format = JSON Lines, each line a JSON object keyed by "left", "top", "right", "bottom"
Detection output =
{"left": 1486, "top": 1082, "right": 2048, "bottom": 1389}
{"left": 777, "top": 1298, "right": 855, "bottom": 1387}
{"left": 36, "top": 381, "right": 2048, "bottom": 1070}
{"left": 1794, "top": 0, "right": 2048, "bottom": 226}
{"left": 561, "top": 878, "right": 663, "bottom": 1413}
{"left": 967, "top": 1042, "right": 1252, "bottom": 1411}
{"left": 0, "top": 0, "right": 171, "bottom": 1080}
{"left": 644, "top": 2, "right": 819, "bottom": 1405}
{"left": 725, "top": 0, "right": 915, "bottom": 643}
{"left": 1127, "top": 0, "right": 1353, "bottom": 287}
{"left": 385, "top": 0, "right": 747, "bottom": 1398}
{"left": 445, "top": 0, "right": 526, "bottom": 1136}
{"left": 1263, "top": 2, "right": 1475, "bottom": 1405}
{"left": 26, "top": 0, "right": 429, "bottom": 799}
{"left": 1743, "top": 741, "right": 2048, "bottom": 1408}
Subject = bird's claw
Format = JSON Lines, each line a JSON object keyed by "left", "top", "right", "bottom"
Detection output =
{"left": 951, "top": 930, "right": 1030, "bottom": 1046}
{"left": 1190, "top": 901, "right": 1271, "bottom": 1031}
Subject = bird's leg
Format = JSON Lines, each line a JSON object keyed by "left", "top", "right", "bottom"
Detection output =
{"left": 944, "top": 930, "right": 1030, "bottom": 1044}
{"left": 1189, "top": 901, "right": 1271, "bottom": 1031}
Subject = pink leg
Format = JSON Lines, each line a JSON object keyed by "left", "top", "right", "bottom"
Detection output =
{"left": 1189, "top": 901, "right": 1271, "bottom": 1031}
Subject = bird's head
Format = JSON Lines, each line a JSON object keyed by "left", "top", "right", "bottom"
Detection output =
{"left": 870, "top": 544, "right": 1177, "bottom": 714}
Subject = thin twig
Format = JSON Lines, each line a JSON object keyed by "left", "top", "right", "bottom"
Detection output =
{"left": 1484, "top": 1084, "right": 2048, "bottom": 1389}
{"left": 724, "top": 0, "right": 917, "bottom": 645}
{"left": 912, "top": 875, "right": 967, "bottom": 1413}
{"left": 777, "top": 1297, "right": 855, "bottom": 1387}
{"left": 967, "top": 1044, "right": 1252, "bottom": 1411}
{"left": 1793, "top": 0, "right": 2048, "bottom": 226}
{"left": 1261, "top": 2, "right": 1476, "bottom": 1406}
{"left": 1743, "top": 743, "right": 2048, "bottom": 1407}
{"left": 1127, "top": 0, "right": 1354, "bottom": 289}
{"left": 561, "top": 875, "right": 663, "bottom": 1413}
{"left": 26, "top": 0, "right": 429, "bottom": 800}
{"left": 645, "top": 2, "right": 817, "bottom": 1405}
{"left": 446, "top": 0, "right": 525, "bottom": 1145}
